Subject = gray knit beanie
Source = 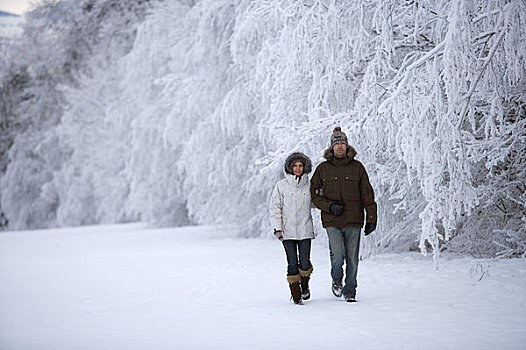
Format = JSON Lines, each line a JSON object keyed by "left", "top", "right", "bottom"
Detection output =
{"left": 330, "top": 126, "right": 348, "bottom": 147}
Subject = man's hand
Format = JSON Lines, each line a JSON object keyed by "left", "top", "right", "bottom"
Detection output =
{"left": 274, "top": 230, "right": 284, "bottom": 241}
{"left": 329, "top": 202, "right": 345, "bottom": 216}
{"left": 364, "top": 223, "right": 376, "bottom": 236}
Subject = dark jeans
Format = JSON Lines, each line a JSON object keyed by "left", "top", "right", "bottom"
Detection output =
{"left": 282, "top": 239, "right": 312, "bottom": 276}
{"left": 326, "top": 226, "right": 361, "bottom": 296}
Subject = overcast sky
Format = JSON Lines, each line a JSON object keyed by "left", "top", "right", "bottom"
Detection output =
{"left": 0, "top": 0, "right": 32, "bottom": 15}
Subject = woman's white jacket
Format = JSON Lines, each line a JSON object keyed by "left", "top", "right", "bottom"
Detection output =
{"left": 269, "top": 173, "right": 315, "bottom": 240}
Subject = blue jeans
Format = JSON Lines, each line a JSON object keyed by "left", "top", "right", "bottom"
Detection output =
{"left": 326, "top": 226, "right": 361, "bottom": 296}
{"left": 282, "top": 239, "right": 312, "bottom": 276}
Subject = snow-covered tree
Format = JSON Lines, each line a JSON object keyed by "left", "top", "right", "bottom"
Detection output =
{"left": 1, "top": 0, "right": 524, "bottom": 259}
{"left": 0, "top": 0, "right": 155, "bottom": 228}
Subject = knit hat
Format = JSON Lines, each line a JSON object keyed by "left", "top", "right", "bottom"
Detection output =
{"left": 330, "top": 127, "right": 348, "bottom": 147}
{"left": 284, "top": 152, "right": 312, "bottom": 175}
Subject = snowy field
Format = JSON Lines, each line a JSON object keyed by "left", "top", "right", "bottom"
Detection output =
{"left": 1, "top": 223, "right": 525, "bottom": 350}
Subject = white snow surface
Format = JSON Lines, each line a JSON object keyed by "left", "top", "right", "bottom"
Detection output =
{"left": 1, "top": 224, "right": 525, "bottom": 350}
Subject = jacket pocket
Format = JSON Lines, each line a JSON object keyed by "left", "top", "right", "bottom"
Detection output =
{"left": 342, "top": 174, "right": 361, "bottom": 201}
{"left": 343, "top": 201, "right": 364, "bottom": 224}
{"left": 322, "top": 176, "right": 339, "bottom": 200}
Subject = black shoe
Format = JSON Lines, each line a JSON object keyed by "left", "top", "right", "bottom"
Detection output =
{"left": 344, "top": 294, "right": 356, "bottom": 303}
{"left": 331, "top": 281, "right": 343, "bottom": 298}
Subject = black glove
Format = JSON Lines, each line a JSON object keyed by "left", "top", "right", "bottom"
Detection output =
{"left": 329, "top": 202, "right": 345, "bottom": 216}
{"left": 364, "top": 223, "right": 376, "bottom": 236}
{"left": 274, "top": 230, "right": 284, "bottom": 241}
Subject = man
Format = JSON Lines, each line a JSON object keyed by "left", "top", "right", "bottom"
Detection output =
{"left": 310, "top": 127, "right": 377, "bottom": 302}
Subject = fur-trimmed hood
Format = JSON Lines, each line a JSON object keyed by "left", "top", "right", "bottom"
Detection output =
{"left": 323, "top": 145, "right": 357, "bottom": 160}
{"left": 284, "top": 152, "right": 312, "bottom": 175}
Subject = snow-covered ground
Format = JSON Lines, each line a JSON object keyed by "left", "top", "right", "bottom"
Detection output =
{"left": 1, "top": 224, "right": 525, "bottom": 350}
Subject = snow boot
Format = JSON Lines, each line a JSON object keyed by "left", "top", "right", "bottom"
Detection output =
{"left": 299, "top": 266, "right": 313, "bottom": 300}
{"left": 287, "top": 274, "right": 303, "bottom": 305}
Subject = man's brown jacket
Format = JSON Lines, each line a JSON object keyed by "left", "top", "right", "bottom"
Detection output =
{"left": 310, "top": 146, "right": 377, "bottom": 228}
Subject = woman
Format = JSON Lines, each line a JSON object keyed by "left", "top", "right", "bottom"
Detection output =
{"left": 269, "top": 152, "right": 314, "bottom": 305}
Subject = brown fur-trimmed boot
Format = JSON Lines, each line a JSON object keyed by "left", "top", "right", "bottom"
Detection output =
{"left": 287, "top": 274, "right": 303, "bottom": 305}
{"left": 299, "top": 266, "right": 313, "bottom": 300}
